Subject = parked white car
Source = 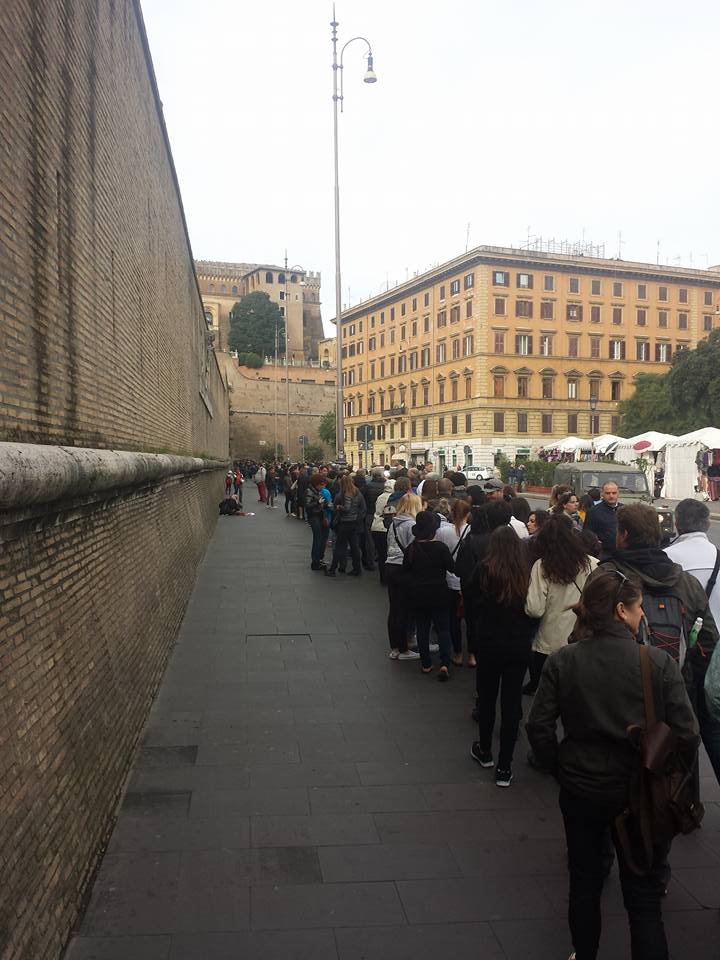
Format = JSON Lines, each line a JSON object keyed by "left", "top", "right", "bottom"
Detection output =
{"left": 465, "top": 468, "right": 494, "bottom": 483}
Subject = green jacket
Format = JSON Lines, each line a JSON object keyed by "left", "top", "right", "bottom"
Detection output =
{"left": 526, "top": 621, "right": 698, "bottom": 809}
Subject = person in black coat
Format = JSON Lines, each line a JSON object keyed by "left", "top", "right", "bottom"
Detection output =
{"left": 583, "top": 481, "right": 621, "bottom": 557}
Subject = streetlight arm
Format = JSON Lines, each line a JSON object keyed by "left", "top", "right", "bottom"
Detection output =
{"left": 337, "top": 37, "right": 373, "bottom": 113}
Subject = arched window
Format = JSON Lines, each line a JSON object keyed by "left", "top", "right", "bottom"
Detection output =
{"left": 231, "top": 285, "right": 238, "bottom": 295}
{"left": 221, "top": 284, "right": 226, "bottom": 293}
{"left": 291, "top": 274, "right": 298, "bottom": 283}
{"left": 265, "top": 271, "right": 274, "bottom": 283}
{"left": 278, "top": 272, "right": 286, "bottom": 284}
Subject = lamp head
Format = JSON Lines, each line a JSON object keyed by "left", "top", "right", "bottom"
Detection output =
{"left": 364, "top": 53, "right": 377, "bottom": 83}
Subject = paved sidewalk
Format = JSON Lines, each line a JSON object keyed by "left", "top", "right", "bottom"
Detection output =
{"left": 66, "top": 506, "right": 720, "bottom": 960}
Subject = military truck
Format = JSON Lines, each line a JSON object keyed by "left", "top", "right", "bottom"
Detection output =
{"left": 553, "top": 461, "right": 675, "bottom": 541}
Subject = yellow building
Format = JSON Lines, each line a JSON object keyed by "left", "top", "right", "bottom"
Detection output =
{"left": 196, "top": 260, "right": 323, "bottom": 360}
{"left": 339, "top": 245, "right": 720, "bottom": 470}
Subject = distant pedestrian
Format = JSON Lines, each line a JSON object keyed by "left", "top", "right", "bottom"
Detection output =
{"left": 225, "top": 470, "right": 233, "bottom": 494}
{"left": 255, "top": 464, "right": 267, "bottom": 503}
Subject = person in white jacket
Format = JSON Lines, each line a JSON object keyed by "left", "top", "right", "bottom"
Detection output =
{"left": 665, "top": 499, "right": 720, "bottom": 634}
{"left": 523, "top": 515, "right": 598, "bottom": 694}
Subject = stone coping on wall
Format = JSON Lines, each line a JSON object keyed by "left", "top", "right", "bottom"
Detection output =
{"left": 0, "top": 442, "right": 229, "bottom": 512}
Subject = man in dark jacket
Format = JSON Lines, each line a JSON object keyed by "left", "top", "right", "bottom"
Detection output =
{"left": 583, "top": 481, "right": 620, "bottom": 557}
{"left": 295, "top": 466, "right": 310, "bottom": 520}
{"left": 595, "top": 502, "right": 720, "bottom": 782}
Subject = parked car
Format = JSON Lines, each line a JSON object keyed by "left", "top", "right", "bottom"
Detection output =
{"left": 465, "top": 467, "right": 494, "bottom": 483}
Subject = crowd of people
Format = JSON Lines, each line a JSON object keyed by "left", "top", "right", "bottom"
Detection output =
{"left": 228, "top": 456, "right": 720, "bottom": 960}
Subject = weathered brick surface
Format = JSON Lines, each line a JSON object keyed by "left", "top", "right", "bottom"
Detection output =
{"left": 0, "top": 0, "right": 227, "bottom": 458}
{"left": 0, "top": 470, "right": 221, "bottom": 960}
{"left": 0, "top": 1, "right": 230, "bottom": 957}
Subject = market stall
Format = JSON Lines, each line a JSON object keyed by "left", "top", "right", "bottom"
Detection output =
{"left": 593, "top": 433, "right": 625, "bottom": 455}
{"left": 613, "top": 431, "right": 676, "bottom": 497}
{"left": 663, "top": 428, "right": 720, "bottom": 500}
{"left": 539, "top": 436, "right": 592, "bottom": 462}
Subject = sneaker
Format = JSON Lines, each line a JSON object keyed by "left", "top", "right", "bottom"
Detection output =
{"left": 397, "top": 650, "right": 421, "bottom": 661}
{"left": 428, "top": 642, "right": 440, "bottom": 653}
{"left": 388, "top": 650, "right": 400, "bottom": 660}
{"left": 495, "top": 767, "right": 513, "bottom": 788}
{"left": 470, "top": 742, "right": 494, "bottom": 768}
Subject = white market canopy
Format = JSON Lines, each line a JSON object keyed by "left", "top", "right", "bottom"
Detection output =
{"left": 663, "top": 427, "right": 720, "bottom": 498}
{"left": 554, "top": 436, "right": 593, "bottom": 453}
{"left": 614, "top": 431, "right": 676, "bottom": 463}
{"left": 594, "top": 433, "right": 625, "bottom": 454}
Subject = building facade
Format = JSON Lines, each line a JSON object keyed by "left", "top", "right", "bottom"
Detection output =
{"left": 339, "top": 246, "right": 720, "bottom": 470}
{"left": 196, "top": 260, "right": 323, "bottom": 360}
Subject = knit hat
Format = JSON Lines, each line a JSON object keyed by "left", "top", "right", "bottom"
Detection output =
{"left": 412, "top": 510, "right": 441, "bottom": 539}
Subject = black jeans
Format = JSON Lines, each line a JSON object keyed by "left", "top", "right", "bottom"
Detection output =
{"left": 415, "top": 601, "right": 452, "bottom": 668}
{"left": 448, "top": 590, "right": 462, "bottom": 654}
{"left": 284, "top": 492, "right": 293, "bottom": 514}
{"left": 693, "top": 668, "right": 720, "bottom": 783}
{"left": 476, "top": 640, "right": 530, "bottom": 769}
{"left": 385, "top": 563, "right": 412, "bottom": 652}
{"left": 372, "top": 531, "right": 388, "bottom": 583}
{"left": 308, "top": 513, "right": 329, "bottom": 566}
{"left": 560, "top": 788, "right": 670, "bottom": 960}
{"left": 527, "top": 650, "right": 548, "bottom": 691}
{"left": 331, "top": 521, "right": 361, "bottom": 573}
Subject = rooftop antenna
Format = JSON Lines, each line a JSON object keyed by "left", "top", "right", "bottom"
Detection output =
{"left": 617, "top": 231, "right": 624, "bottom": 259}
{"left": 465, "top": 222, "right": 471, "bottom": 252}
{"left": 656, "top": 240, "right": 661, "bottom": 265}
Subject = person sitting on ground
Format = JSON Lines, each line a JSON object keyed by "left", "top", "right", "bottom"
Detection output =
{"left": 470, "top": 526, "right": 536, "bottom": 788}
{"left": 219, "top": 493, "right": 241, "bottom": 516}
{"left": 523, "top": 514, "right": 598, "bottom": 695}
{"left": 386, "top": 492, "right": 423, "bottom": 660}
{"left": 403, "top": 510, "right": 455, "bottom": 679}
{"left": 527, "top": 571, "right": 698, "bottom": 960}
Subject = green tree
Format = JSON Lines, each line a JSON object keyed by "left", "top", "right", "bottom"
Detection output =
{"left": 303, "top": 442, "right": 326, "bottom": 463}
{"left": 228, "top": 292, "right": 284, "bottom": 358}
{"left": 236, "top": 352, "right": 263, "bottom": 368}
{"left": 619, "top": 330, "right": 720, "bottom": 435}
{"left": 618, "top": 373, "right": 676, "bottom": 435}
{"left": 318, "top": 409, "right": 336, "bottom": 447}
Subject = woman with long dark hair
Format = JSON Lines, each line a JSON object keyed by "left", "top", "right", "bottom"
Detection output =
{"left": 527, "top": 572, "right": 698, "bottom": 960}
{"left": 470, "top": 525, "right": 536, "bottom": 787}
{"left": 523, "top": 515, "right": 597, "bottom": 694}
{"left": 325, "top": 473, "right": 366, "bottom": 577}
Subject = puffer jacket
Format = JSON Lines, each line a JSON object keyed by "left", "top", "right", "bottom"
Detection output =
{"left": 386, "top": 513, "right": 416, "bottom": 565}
{"left": 372, "top": 482, "right": 395, "bottom": 534}
{"left": 527, "top": 620, "right": 699, "bottom": 809}
{"left": 333, "top": 491, "right": 366, "bottom": 524}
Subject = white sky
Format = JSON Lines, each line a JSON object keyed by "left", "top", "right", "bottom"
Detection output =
{"left": 142, "top": 0, "right": 720, "bottom": 336}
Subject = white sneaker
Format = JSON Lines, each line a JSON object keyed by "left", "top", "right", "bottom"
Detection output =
{"left": 429, "top": 643, "right": 439, "bottom": 653}
{"left": 398, "top": 650, "right": 420, "bottom": 661}
{"left": 388, "top": 650, "right": 400, "bottom": 660}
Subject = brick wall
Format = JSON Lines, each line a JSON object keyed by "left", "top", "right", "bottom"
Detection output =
{"left": 0, "top": 469, "right": 222, "bottom": 960}
{"left": 0, "top": 1, "right": 230, "bottom": 957}
{"left": 219, "top": 355, "right": 336, "bottom": 460}
{"left": 0, "top": 0, "right": 227, "bottom": 458}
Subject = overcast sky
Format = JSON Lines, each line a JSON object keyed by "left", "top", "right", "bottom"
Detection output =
{"left": 142, "top": 0, "right": 719, "bottom": 335}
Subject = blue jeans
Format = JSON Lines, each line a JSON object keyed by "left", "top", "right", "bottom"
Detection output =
{"left": 308, "top": 514, "right": 329, "bottom": 565}
{"left": 415, "top": 602, "right": 451, "bottom": 668}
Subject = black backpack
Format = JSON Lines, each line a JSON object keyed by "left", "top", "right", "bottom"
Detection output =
{"left": 638, "top": 586, "right": 688, "bottom": 668}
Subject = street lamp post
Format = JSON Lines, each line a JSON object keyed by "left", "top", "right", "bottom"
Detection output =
{"left": 331, "top": 6, "right": 377, "bottom": 463}
{"left": 589, "top": 395, "right": 598, "bottom": 460}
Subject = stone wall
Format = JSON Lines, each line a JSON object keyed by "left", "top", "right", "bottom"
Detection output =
{"left": 219, "top": 356, "right": 335, "bottom": 461}
{"left": 0, "top": 450, "right": 225, "bottom": 960}
{"left": 0, "top": 2, "right": 229, "bottom": 958}
{"left": 0, "top": 0, "right": 227, "bottom": 459}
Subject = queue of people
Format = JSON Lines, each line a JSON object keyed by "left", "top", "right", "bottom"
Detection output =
{"left": 252, "top": 458, "right": 720, "bottom": 960}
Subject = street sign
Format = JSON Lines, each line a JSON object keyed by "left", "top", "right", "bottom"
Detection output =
{"left": 298, "top": 435, "right": 308, "bottom": 443}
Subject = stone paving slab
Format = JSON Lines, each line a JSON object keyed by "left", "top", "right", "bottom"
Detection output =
{"left": 65, "top": 505, "right": 720, "bottom": 960}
